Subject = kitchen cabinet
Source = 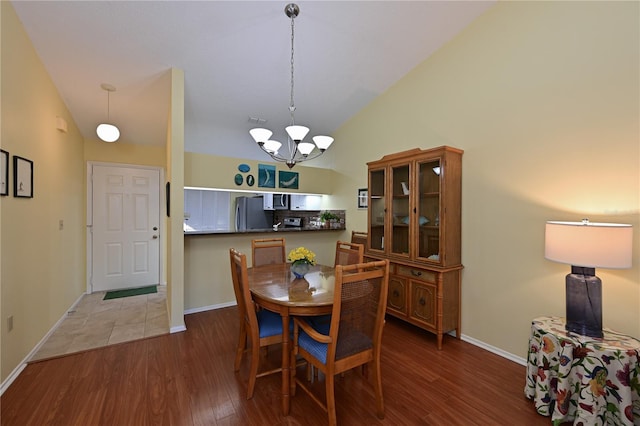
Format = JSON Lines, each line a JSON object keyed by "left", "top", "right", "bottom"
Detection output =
{"left": 365, "top": 146, "right": 463, "bottom": 349}
{"left": 263, "top": 193, "right": 274, "bottom": 210}
{"left": 184, "top": 189, "right": 231, "bottom": 232}
{"left": 290, "top": 194, "right": 322, "bottom": 211}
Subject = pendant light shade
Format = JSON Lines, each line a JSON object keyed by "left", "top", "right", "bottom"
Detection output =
{"left": 97, "top": 83, "right": 120, "bottom": 143}
{"left": 96, "top": 123, "right": 120, "bottom": 143}
{"left": 285, "top": 125, "right": 310, "bottom": 142}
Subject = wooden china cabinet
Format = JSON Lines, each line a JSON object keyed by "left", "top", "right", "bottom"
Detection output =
{"left": 365, "top": 146, "right": 463, "bottom": 349}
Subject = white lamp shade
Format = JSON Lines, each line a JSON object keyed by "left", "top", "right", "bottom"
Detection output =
{"left": 285, "top": 125, "right": 310, "bottom": 141}
{"left": 96, "top": 123, "right": 120, "bottom": 143}
{"left": 545, "top": 221, "right": 633, "bottom": 269}
{"left": 312, "top": 135, "right": 334, "bottom": 150}
{"left": 249, "top": 128, "right": 273, "bottom": 143}
{"left": 297, "top": 142, "right": 315, "bottom": 155}
{"left": 263, "top": 140, "right": 282, "bottom": 154}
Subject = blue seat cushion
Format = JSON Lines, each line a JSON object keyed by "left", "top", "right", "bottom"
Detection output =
{"left": 257, "top": 309, "right": 283, "bottom": 338}
{"left": 299, "top": 327, "right": 329, "bottom": 364}
{"left": 298, "top": 324, "right": 373, "bottom": 364}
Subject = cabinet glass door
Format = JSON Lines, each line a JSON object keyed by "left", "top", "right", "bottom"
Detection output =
{"left": 390, "top": 163, "right": 410, "bottom": 257}
{"left": 417, "top": 159, "right": 441, "bottom": 263}
{"left": 369, "top": 168, "right": 386, "bottom": 251}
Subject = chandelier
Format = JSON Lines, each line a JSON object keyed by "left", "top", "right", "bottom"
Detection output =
{"left": 249, "top": 3, "right": 334, "bottom": 169}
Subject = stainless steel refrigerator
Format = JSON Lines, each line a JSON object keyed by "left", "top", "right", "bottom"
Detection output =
{"left": 235, "top": 196, "right": 274, "bottom": 231}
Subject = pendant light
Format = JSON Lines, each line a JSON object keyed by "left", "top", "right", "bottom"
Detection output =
{"left": 249, "top": 3, "right": 334, "bottom": 169}
{"left": 96, "top": 83, "right": 120, "bottom": 143}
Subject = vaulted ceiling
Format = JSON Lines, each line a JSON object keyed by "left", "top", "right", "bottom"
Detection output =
{"left": 12, "top": 1, "right": 494, "bottom": 164}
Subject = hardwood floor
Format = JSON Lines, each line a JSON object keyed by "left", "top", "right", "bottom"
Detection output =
{"left": 1, "top": 307, "right": 551, "bottom": 425}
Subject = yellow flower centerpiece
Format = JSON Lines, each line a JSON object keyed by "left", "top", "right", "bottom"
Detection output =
{"left": 288, "top": 246, "right": 316, "bottom": 279}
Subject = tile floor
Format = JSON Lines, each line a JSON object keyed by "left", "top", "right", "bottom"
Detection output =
{"left": 30, "top": 285, "right": 169, "bottom": 362}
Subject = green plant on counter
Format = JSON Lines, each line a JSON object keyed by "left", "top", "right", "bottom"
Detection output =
{"left": 320, "top": 211, "right": 339, "bottom": 222}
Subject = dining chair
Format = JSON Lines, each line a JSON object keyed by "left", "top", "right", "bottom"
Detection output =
{"left": 311, "top": 240, "right": 365, "bottom": 336}
{"left": 351, "top": 230, "right": 367, "bottom": 248}
{"left": 251, "top": 237, "right": 286, "bottom": 267}
{"left": 291, "top": 259, "right": 390, "bottom": 426}
{"left": 334, "top": 240, "right": 364, "bottom": 267}
{"left": 230, "top": 248, "right": 284, "bottom": 399}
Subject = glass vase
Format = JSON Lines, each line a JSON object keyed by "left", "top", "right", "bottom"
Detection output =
{"left": 291, "top": 261, "right": 311, "bottom": 279}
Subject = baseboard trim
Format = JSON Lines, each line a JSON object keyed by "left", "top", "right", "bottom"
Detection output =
{"left": 1, "top": 292, "right": 85, "bottom": 396}
{"left": 170, "top": 325, "right": 187, "bottom": 333}
{"left": 184, "top": 301, "right": 236, "bottom": 315}
{"left": 0, "top": 363, "right": 26, "bottom": 396}
{"left": 460, "top": 333, "right": 526, "bottom": 366}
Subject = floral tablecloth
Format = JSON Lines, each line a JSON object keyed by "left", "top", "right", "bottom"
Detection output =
{"left": 525, "top": 316, "right": 640, "bottom": 425}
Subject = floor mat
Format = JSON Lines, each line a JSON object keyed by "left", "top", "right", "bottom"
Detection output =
{"left": 103, "top": 285, "right": 157, "bottom": 300}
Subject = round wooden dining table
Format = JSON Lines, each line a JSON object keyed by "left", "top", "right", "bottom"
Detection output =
{"left": 247, "top": 263, "right": 335, "bottom": 416}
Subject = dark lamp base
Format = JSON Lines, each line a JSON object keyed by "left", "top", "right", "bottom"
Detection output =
{"left": 565, "top": 267, "right": 603, "bottom": 338}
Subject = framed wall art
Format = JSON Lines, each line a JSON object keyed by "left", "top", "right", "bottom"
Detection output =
{"left": 13, "top": 155, "right": 33, "bottom": 198}
{"left": 358, "top": 188, "right": 368, "bottom": 209}
{"left": 258, "top": 164, "right": 276, "bottom": 188}
{"left": 278, "top": 170, "right": 299, "bottom": 189}
{"left": 0, "top": 150, "right": 8, "bottom": 196}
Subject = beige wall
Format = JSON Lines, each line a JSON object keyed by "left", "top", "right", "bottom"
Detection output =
{"left": 167, "top": 68, "right": 185, "bottom": 331}
{"left": 185, "top": 152, "right": 335, "bottom": 194}
{"left": 185, "top": 231, "right": 345, "bottom": 311}
{"left": 1, "top": 2, "right": 85, "bottom": 381}
{"left": 84, "top": 138, "right": 167, "bottom": 167}
{"left": 328, "top": 1, "right": 639, "bottom": 358}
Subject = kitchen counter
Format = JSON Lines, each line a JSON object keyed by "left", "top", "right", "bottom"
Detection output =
{"left": 184, "top": 226, "right": 345, "bottom": 236}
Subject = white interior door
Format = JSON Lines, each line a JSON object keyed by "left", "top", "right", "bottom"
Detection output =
{"left": 91, "top": 164, "right": 161, "bottom": 292}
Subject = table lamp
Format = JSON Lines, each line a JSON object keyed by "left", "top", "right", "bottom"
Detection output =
{"left": 544, "top": 219, "right": 632, "bottom": 338}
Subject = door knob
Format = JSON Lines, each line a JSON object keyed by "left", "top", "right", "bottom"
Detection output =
{"left": 153, "top": 226, "right": 158, "bottom": 231}
{"left": 152, "top": 235, "right": 158, "bottom": 239}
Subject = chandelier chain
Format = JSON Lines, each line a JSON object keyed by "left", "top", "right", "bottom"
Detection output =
{"left": 290, "top": 11, "right": 295, "bottom": 123}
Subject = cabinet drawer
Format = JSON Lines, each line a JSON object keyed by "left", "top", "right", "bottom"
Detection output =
{"left": 410, "top": 282, "right": 436, "bottom": 328}
{"left": 387, "top": 275, "right": 408, "bottom": 315}
{"left": 396, "top": 265, "right": 435, "bottom": 283}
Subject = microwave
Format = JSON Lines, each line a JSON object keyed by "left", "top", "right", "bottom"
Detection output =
{"left": 264, "top": 193, "right": 289, "bottom": 210}
{"left": 273, "top": 193, "right": 289, "bottom": 210}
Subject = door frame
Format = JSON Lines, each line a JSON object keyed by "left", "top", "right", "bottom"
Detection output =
{"left": 86, "top": 161, "right": 166, "bottom": 294}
